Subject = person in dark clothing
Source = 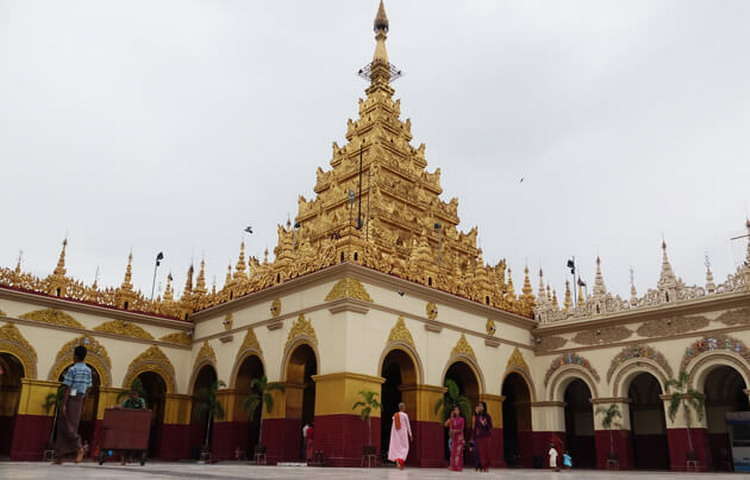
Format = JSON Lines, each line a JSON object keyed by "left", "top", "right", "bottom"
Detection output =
{"left": 472, "top": 401, "right": 493, "bottom": 472}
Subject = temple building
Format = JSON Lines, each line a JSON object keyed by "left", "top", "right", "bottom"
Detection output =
{"left": 1, "top": 1, "right": 750, "bottom": 472}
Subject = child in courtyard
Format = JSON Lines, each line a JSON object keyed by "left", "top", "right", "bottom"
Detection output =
{"left": 562, "top": 450, "right": 573, "bottom": 470}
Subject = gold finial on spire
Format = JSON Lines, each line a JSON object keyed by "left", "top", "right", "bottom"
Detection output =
{"left": 506, "top": 268, "right": 515, "bottom": 297}
{"left": 53, "top": 238, "right": 68, "bottom": 277}
{"left": 163, "top": 272, "right": 174, "bottom": 301}
{"left": 234, "top": 242, "right": 247, "bottom": 279}
{"left": 520, "top": 265, "right": 534, "bottom": 306}
{"left": 183, "top": 263, "right": 194, "bottom": 297}
{"left": 705, "top": 253, "right": 716, "bottom": 294}
{"left": 551, "top": 288, "right": 559, "bottom": 310}
{"left": 563, "top": 280, "right": 573, "bottom": 311}
{"left": 195, "top": 259, "right": 207, "bottom": 295}
{"left": 225, "top": 263, "right": 232, "bottom": 285}
{"left": 121, "top": 252, "right": 134, "bottom": 290}
{"left": 577, "top": 281, "right": 585, "bottom": 305}
{"left": 537, "top": 268, "right": 545, "bottom": 298}
{"left": 14, "top": 250, "right": 23, "bottom": 275}
{"left": 629, "top": 267, "right": 638, "bottom": 304}
{"left": 374, "top": 0, "right": 389, "bottom": 33}
{"left": 593, "top": 256, "right": 607, "bottom": 297}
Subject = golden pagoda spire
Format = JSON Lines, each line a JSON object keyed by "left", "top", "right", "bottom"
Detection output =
{"left": 373, "top": 0, "right": 389, "bottom": 64}
{"left": 521, "top": 266, "right": 534, "bottom": 300}
{"left": 563, "top": 280, "right": 573, "bottom": 311}
{"left": 225, "top": 263, "right": 232, "bottom": 286}
{"left": 14, "top": 250, "right": 22, "bottom": 275}
{"left": 551, "top": 289, "right": 559, "bottom": 310}
{"left": 577, "top": 281, "right": 586, "bottom": 305}
{"left": 194, "top": 259, "right": 207, "bottom": 295}
{"left": 234, "top": 242, "right": 247, "bottom": 279}
{"left": 121, "top": 252, "right": 134, "bottom": 291}
{"left": 537, "top": 268, "right": 546, "bottom": 299}
{"left": 183, "top": 263, "right": 194, "bottom": 297}
{"left": 704, "top": 254, "right": 716, "bottom": 294}
{"left": 53, "top": 238, "right": 68, "bottom": 277}
{"left": 163, "top": 273, "right": 174, "bottom": 301}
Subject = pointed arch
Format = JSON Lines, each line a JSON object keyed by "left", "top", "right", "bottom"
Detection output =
{"left": 547, "top": 364, "right": 599, "bottom": 402}
{"left": 48, "top": 335, "right": 112, "bottom": 386}
{"left": 189, "top": 341, "right": 218, "bottom": 391}
{"left": 122, "top": 346, "right": 177, "bottom": 393}
{"left": 0, "top": 323, "right": 37, "bottom": 379}
{"left": 229, "top": 328, "right": 265, "bottom": 389}
{"left": 611, "top": 357, "right": 670, "bottom": 397}
{"left": 441, "top": 334, "right": 486, "bottom": 395}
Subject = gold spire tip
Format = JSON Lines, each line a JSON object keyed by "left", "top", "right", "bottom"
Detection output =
{"left": 374, "top": 0, "right": 389, "bottom": 32}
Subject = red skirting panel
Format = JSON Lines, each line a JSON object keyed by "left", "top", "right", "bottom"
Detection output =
{"left": 488, "top": 427, "right": 505, "bottom": 468}
{"left": 261, "top": 417, "right": 303, "bottom": 464}
{"left": 531, "top": 431, "right": 565, "bottom": 468}
{"left": 594, "top": 429, "right": 633, "bottom": 469}
{"left": 10, "top": 414, "right": 52, "bottom": 461}
{"left": 409, "top": 420, "right": 444, "bottom": 467}
{"left": 313, "top": 414, "right": 381, "bottom": 467}
{"left": 211, "top": 421, "right": 241, "bottom": 461}
{"left": 667, "top": 427, "right": 711, "bottom": 472}
{"left": 157, "top": 424, "right": 191, "bottom": 460}
{"left": 0, "top": 415, "right": 16, "bottom": 456}
{"left": 708, "top": 432, "right": 732, "bottom": 471}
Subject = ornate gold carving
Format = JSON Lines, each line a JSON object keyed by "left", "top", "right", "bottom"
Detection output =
{"left": 122, "top": 346, "right": 176, "bottom": 393}
{"left": 485, "top": 319, "right": 496, "bottom": 336}
{"left": 239, "top": 327, "right": 262, "bottom": 353}
{"left": 324, "top": 278, "right": 373, "bottom": 302}
{"left": 194, "top": 341, "right": 217, "bottom": 368}
{"left": 159, "top": 332, "right": 191, "bottom": 346}
{"left": 387, "top": 316, "right": 415, "bottom": 347}
{"left": 606, "top": 344, "right": 673, "bottom": 383}
{"left": 48, "top": 335, "right": 112, "bottom": 386}
{"left": 536, "top": 336, "right": 567, "bottom": 352}
{"left": 93, "top": 319, "right": 154, "bottom": 340}
{"left": 636, "top": 315, "right": 709, "bottom": 338}
{"left": 0, "top": 322, "right": 38, "bottom": 378}
{"left": 506, "top": 347, "right": 530, "bottom": 375}
{"left": 573, "top": 325, "right": 632, "bottom": 345}
{"left": 286, "top": 314, "right": 318, "bottom": 347}
{"left": 223, "top": 313, "right": 234, "bottom": 331}
{"left": 19, "top": 309, "right": 83, "bottom": 329}
{"left": 271, "top": 298, "right": 281, "bottom": 317}
{"left": 426, "top": 302, "right": 438, "bottom": 321}
{"left": 717, "top": 307, "right": 750, "bottom": 326}
{"left": 452, "top": 334, "right": 476, "bottom": 360}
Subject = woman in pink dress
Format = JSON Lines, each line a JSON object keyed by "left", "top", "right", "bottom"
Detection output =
{"left": 444, "top": 406, "right": 465, "bottom": 471}
{"left": 387, "top": 402, "right": 412, "bottom": 470}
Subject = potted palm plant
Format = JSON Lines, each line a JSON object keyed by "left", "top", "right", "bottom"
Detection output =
{"left": 42, "top": 385, "right": 66, "bottom": 460}
{"left": 243, "top": 375, "right": 285, "bottom": 457}
{"left": 666, "top": 371, "right": 705, "bottom": 463}
{"left": 434, "top": 379, "right": 472, "bottom": 421}
{"left": 595, "top": 403, "right": 623, "bottom": 462}
{"left": 352, "top": 390, "right": 381, "bottom": 459}
{"left": 195, "top": 379, "right": 226, "bottom": 463}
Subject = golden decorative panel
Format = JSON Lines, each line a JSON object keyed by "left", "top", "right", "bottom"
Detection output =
{"left": 48, "top": 335, "right": 112, "bottom": 387}
{"left": 452, "top": 334, "right": 476, "bottom": 360}
{"left": 222, "top": 313, "right": 234, "bottom": 331}
{"left": 536, "top": 336, "right": 567, "bottom": 352}
{"left": 286, "top": 313, "right": 318, "bottom": 347}
{"left": 426, "top": 302, "right": 438, "bottom": 321}
{"left": 270, "top": 298, "right": 281, "bottom": 317}
{"left": 573, "top": 325, "right": 632, "bottom": 346}
{"left": 387, "top": 317, "right": 415, "bottom": 348}
{"left": 0, "top": 322, "right": 38, "bottom": 378}
{"left": 324, "top": 278, "right": 373, "bottom": 303}
{"left": 159, "top": 332, "right": 191, "bottom": 346}
{"left": 506, "top": 347, "right": 530, "bottom": 375}
{"left": 122, "top": 346, "right": 176, "bottom": 393}
{"left": 93, "top": 319, "right": 154, "bottom": 340}
{"left": 194, "top": 341, "right": 217, "bottom": 368}
{"left": 19, "top": 308, "right": 83, "bottom": 329}
{"left": 485, "top": 319, "right": 496, "bottom": 336}
{"left": 606, "top": 344, "right": 673, "bottom": 383}
{"left": 636, "top": 315, "right": 710, "bottom": 338}
{"left": 239, "top": 327, "right": 262, "bottom": 353}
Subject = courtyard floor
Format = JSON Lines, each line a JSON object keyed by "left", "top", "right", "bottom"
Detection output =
{"left": 1, "top": 462, "right": 750, "bottom": 480}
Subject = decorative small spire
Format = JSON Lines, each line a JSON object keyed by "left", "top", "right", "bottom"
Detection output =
{"left": 234, "top": 242, "right": 247, "bottom": 279}
{"left": 211, "top": 276, "right": 217, "bottom": 295}
{"left": 537, "top": 268, "right": 546, "bottom": 298}
{"left": 629, "top": 267, "right": 638, "bottom": 304}
{"left": 745, "top": 218, "right": 750, "bottom": 266}
{"left": 53, "top": 238, "right": 68, "bottom": 277}
{"left": 194, "top": 259, "right": 207, "bottom": 295}
{"left": 263, "top": 248, "right": 269, "bottom": 264}
{"left": 551, "top": 289, "right": 559, "bottom": 310}
{"left": 577, "top": 281, "right": 586, "bottom": 305}
{"left": 521, "top": 266, "right": 534, "bottom": 304}
{"left": 593, "top": 256, "right": 607, "bottom": 297}
{"left": 658, "top": 239, "right": 678, "bottom": 289}
{"left": 225, "top": 263, "right": 232, "bottom": 285}
{"left": 374, "top": 0, "right": 389, "bottom": 33}
{"left": 92, "top": 266, "right": 100, "bottom": 290}
{"left": 563, "top": 280, "right": 573, "bottom": 311}
{"left": 546, "top": 284, "right": 552, "bottom": 301}
{"left": 183, "top": 263, "right": 194, "bottom": 297}
{"left": 705, "top": 253, "right": 716, "bottom": 294}
{"left": 14, "top": 250, "right": 23, "bottom": 275}
{"left": 506, "top": 268, "right": 515, "bottom": 297}
{"left": 163, "top": 272, "right": 174, "bottom": 301}
{"left": 121, "top": 252, "right": 134, "bottom": 290}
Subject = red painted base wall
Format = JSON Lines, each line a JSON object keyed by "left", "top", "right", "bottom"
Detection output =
{"left": 211, "top": 421, "right": 241, "bottom": 461}
{"left": 261, "top": 417, "right": 302, "bottom": 464}
{"left": 488, "top": 427, "right": 505, "bottom": 468}
{"left": 595, "top": 429, "right": 633, "bottom": 469}
{"left": 10, "top": 414, "right": 52, "bottom": 461}
{"left": 667, "top": 428, "right": 711, "bottom": 472}
{"left": 531, "top": 431, "right": 565, "bottom": 468}
{"left": 314, "top": 414, "right": 381, "bottom": 467}
{"left": 409, "top": 420, "right": 444, "bottom": 467}
{"left": 158, "top": 424, "right": 191, "bottom": 460}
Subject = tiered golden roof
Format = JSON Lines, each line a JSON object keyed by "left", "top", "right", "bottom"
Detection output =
{"left": 0, "top": 2, "right": 535, "bottom": 319}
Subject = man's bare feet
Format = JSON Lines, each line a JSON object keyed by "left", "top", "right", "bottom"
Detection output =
{"left": 74, "top": 447, "right": 84, "bottom": 463}
{"left": 52, "top": 457, "right": 63, "bottom": 465}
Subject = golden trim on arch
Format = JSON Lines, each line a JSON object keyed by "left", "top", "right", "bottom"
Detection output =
{"left": 48, "top": 335, "right": 112, "bottom": 387}
{"left": 0, "top": 322, "right": 38, "bottom": 378}
{"left": 324, "top": 278, "right": 373, "bottom": 303}
{"left": 122, "top": 345, "right": 177, "bottom": 393}
{"left": 93, "top": 319, "right": 154, "bottom": 340}
{"left": 20, "top": 308, "right": 83, "bottom": 329}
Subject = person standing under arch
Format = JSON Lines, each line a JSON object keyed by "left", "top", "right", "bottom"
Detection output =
{"left": 53, "top": 345, "right": 92, "bottom": 464}
{"left": 387, "top": 402, "right": 412, "bottom": 470}
{"left": 473, "top": 402, "right": 493, "bottom": 472}
{"left": 445, "top": 406, "right": 465, "bottom": 471}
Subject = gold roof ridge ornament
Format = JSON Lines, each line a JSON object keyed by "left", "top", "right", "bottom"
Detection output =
{"left": 325, "top": 277, "right": 373, "bottom": 303}
{"left": 94, "top": 319, "right": 154, "bottom": 340}
{"left": 20, "top": 308, "right": 83, "bottom": 329}
{"left": 506, "top": 347, "right": 530, "bottom": 375}
{"left": 452, "top": 334, "right": 476, "bottom": 361}
{"left": 387, "top": 316, "right": 415, "bottom": 348}
{"left": 286, "top": 313, "right": 318, "bottom": 347}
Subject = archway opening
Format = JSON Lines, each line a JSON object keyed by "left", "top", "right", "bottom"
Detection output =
{"left": 235, "top": 355, "right": 264, "bottom": 458}
{"left": 380, "top": 349, "right": 417, "bottom": 462}
{"left": 443, "top": 361, "right": 480, "bottom": 460}
{"left": 628, "top": 372, "right": 668, "bottom": 470}
{"left": 284, "top": 344, "right": 317, "bottom": 461}
{"left": 502, "top": 372, "right": 532, "bottom": 467}
{"left": 563, "top": 379, "right": 595, "bottom": 468}
{"left": 134, "top": 371, "right": 166, "bottom": 459}
{"left": 704, "top": 365, "right": 749, "bottom": 471}
{"left": 0, "top": 353, "right": 24, "bottom": 457}
{"left": 58, "top": 363, "right": 101, "bottom": 454}
{"left": 190, "top": 365, "right": 218, "bottom": 459}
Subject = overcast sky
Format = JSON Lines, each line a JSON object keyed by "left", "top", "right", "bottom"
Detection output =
{"left": 1, "top": 0, "right": 748, "bottom": 302}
